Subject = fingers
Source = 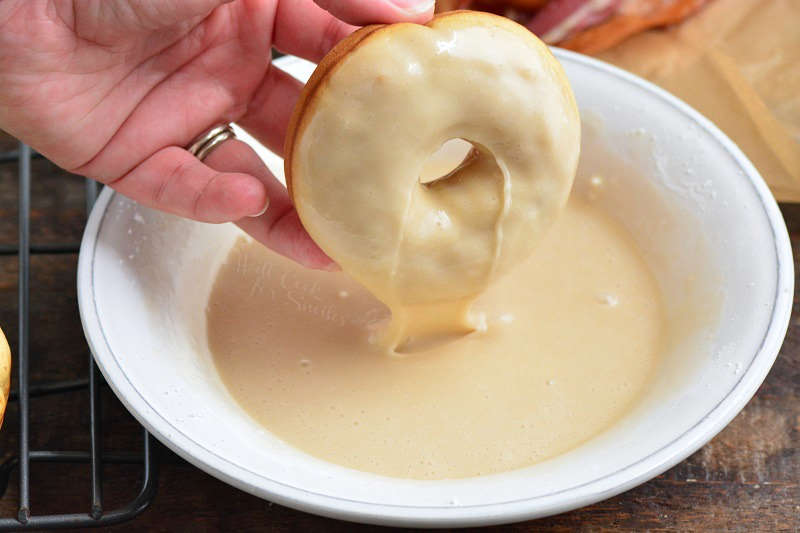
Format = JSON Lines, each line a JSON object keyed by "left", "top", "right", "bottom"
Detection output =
{"left": 313, "top": 0, "right": 435, "bottom": 25}
{"left": 238, "top": 65, "right": 302, "bottom": 157}
{"left": 238, "top": 206, "right": 337, "bottom": 271}
{"left": 109, "top": 146, "right": 268, "bottom": 223}
{"left": 203, "top": 139, "right": 336, "bottom": 270}
{"left": 73, "top": 0, "right": 274, "bottom": 183}
{"left": 273, "top": 0, "right": 357, "bottom": 63}
{"left": 108, "top": 138, "right": 334, "bottom": 270}
{"left": 273, "top": 0, "right": 435, "bottom": 63}
{"left": 241, "top": 0, "right": 438, "bottom": 158}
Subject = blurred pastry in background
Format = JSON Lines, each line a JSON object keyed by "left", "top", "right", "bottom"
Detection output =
{"left": 435, "top": 0, "right": 712, "bottom": 54}
{"left": 599, "top": 0, "right": 800, "bottom": 201}
{"left": 434, "top": 0, "right": 468, "bottom": 12}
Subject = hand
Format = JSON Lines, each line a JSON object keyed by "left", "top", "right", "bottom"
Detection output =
{"left": 0, "top": 0, "right": 434, "bottom": 269}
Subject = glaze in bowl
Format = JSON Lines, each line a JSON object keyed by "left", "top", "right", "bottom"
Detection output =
{"left": 77, "top": 52, "right": 792, "bottom": 527}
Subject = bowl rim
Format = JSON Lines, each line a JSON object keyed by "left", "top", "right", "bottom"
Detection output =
{"left": 78, "top": 50, "right": 794, "bottom": 527}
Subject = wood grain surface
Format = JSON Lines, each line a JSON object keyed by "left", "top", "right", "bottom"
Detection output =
{"left": 0, "top": 131, "right": 797, "bottom": 531}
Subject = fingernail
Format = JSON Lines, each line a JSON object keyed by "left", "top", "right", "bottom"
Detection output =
{"left": 247, "top": 198, "right": 269, "bottom": 218}
{"left": 386, "top": 0, "right": 434, "bottom": 15}
{"left": 323, "top": 261, "right": 341, "bottom": 272}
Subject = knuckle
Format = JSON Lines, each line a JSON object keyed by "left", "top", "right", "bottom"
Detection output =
{"left": 319, "top": 17, "right": 345, "bottom": 59}
{"left": 156, "top": 153, "right": 196, "bottom": 205}
{"left": 192, "top": 171, "right": 222, "bottom": 221}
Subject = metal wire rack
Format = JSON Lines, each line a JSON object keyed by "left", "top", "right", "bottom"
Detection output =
{"left": 0, "top": 142, "right": 158, "bottom": 529}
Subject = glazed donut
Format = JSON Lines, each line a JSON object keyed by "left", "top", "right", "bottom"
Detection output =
{"left": 285, "top": 11, "right": 580, "bottom": 348}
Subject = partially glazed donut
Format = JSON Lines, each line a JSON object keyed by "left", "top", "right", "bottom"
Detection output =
{"left": 285, "top": 11, "right": 580, "bottom": 349}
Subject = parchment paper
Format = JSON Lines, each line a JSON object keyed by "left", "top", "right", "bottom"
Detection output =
{"left": 598, "top": 0, "right": 800, "bottom": 201}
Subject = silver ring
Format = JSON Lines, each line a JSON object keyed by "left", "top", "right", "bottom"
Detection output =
{"left": 186, "top": 124, "right": 236, "bottom": 161}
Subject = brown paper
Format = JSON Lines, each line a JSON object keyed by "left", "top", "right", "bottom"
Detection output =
{"left": 598, "top": 0, "right": 800, "bottom": 201}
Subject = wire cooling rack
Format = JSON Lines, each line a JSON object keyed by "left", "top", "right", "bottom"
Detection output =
{"left": 0, "top": 142, "right": 158, "bottom": 529}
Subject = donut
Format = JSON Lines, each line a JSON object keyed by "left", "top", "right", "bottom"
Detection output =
{"left": 285, "top": 11, "right": 580, "bottom": 349}
{"left": 0, "top": 326, "right": 10, "bottom": 428}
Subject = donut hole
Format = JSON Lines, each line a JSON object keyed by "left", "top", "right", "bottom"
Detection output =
{"left": 418, "top": 138, "right": 476, "bottom": 184}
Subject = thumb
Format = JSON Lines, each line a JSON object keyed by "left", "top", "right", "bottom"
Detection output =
{"left": 313, "top": 0, "right": 434, "bottom": 25}
{"left": 203, "top": 138, "right": 337, "bottom": 271}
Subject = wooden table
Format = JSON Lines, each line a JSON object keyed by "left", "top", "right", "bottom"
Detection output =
{"left": 0, "top": 131, "right": 797, "bottom": 531}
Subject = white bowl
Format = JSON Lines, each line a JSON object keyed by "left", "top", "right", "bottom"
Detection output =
{"left": 78, "top": 52, "right": 793, "bottom": 527}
